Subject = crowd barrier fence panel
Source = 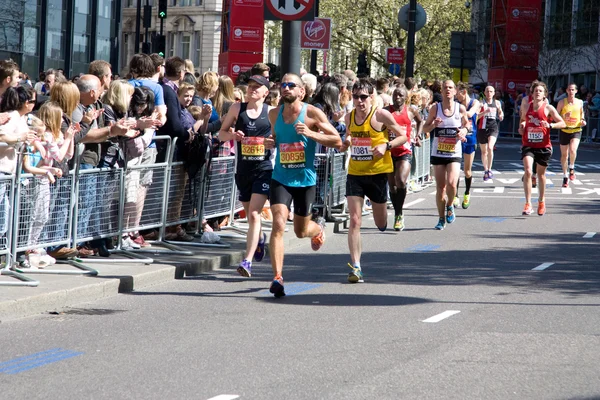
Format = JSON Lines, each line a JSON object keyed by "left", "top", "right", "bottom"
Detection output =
{"left": 0, "top": 163, "right": 39, "bottom": 286}
{"left": 11, "top": 147, "right": 98, "bottom": 275}
{"left": 195, "top": 153, "right": 236, "bottom": 248}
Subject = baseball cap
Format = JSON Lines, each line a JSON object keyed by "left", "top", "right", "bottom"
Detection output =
{"left": 248, "top": 75, "right": 269, "bottom": 87}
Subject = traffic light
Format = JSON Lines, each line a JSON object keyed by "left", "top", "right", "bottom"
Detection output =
{"left": 158, "top": 0, "right": 167, "bottom": 19}
{"left": 154, "top": 34, "right": 166, "bottom": 57}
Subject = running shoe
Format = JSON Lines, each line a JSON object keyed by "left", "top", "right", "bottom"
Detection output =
{"left": 269, "top": 276, "right": 285, "bottom": 298}
{"left": 569, "top": 168, "right": 576, "bottom": 181}
{"left": 537, "top": 201, "right": 546, "bottom": 216}
{"left": 253, "top": 232, "right": 267, "bottom": 262}
{"left": 446, "top": 205, "right": 455, "bottom": 224}
{"left": 488, "top": 171, "right": 494, "bottom": 180}
{"left": 562, "top": 177, "right": 569, "bottom": 188}
{"left": 347, "top": 263, "right": 364, "bottom": 283}
{"left": 393, "top": 215, "right": 404, "bottom": 231}
{"left": 462, "top": 194, "right": 470, "bottom": 209}
{"left": 435, "top": 218, "right": 446, "bottom": 230}
{"left": 453, "top": 196, "right": 460, "bottom": 208}
{"left": 532, "top": 176, "right": 537, "bottom": 188}
{"left": 311, "top": 217, "right": 326, "bottom": 251}
{"left": 483, "top": 171, "right": 490, "bottom": 182}
{"left": 237, "top": 259, "right": 252, "bottom": 277}
{"left": 522, "top": 202, "right": 533, "bottom": 215}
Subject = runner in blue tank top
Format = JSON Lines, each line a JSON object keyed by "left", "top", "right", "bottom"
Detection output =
{"left": 264, "top": 73, "right": 342, "bottom": 298}
{"left": 454, "top": 82, "right": 480, "bottom": 209}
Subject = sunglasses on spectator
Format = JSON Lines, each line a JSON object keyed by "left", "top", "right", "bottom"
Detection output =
{"left": 352, "top": 94, "right": 369, "bottom": 101}
{"left": 280, "top": 82, "right": 297, "bottom": 89}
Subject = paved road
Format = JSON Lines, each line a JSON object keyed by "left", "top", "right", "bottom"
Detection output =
{"left": 2, "top": 141, "right": 599, "bottom": 399}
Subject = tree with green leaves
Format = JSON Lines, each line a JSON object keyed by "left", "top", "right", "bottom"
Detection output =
{"left": 319, "top": 0, "right": 470, "bottom": 78}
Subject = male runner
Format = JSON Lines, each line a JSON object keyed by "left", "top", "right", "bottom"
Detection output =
{"left": 455, "top": 82, "right": 480, "bottom": 209}
{"left": 477, "top": 85, "right": 504, "bottom": 181}
{"left": 520, "top": 82, "right": 538, "bottom": 188}
{"left": 518, "top": 81, "right": 566, "bottom": 216}
{"left": 339, "top": 79, "right": 408, "bottom": 282}
{"left": 219, "top": 75, "right": 272, "bottom": 277}
{"left": 386, "top": 85, "right": 422, "bottom": 230}
{"left": 557, "top": 83, "right": 586, "bottom": 188}
{"left": 265, "top": 73, "right": 341, "bottom": 297}
{"left": 422, "top": 80, "right": 469, "bottom": 230}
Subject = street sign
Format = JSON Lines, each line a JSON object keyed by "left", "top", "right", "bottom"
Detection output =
{"left": 265, "top": 0, "right": 315, "bottom": 21}
{"left": 389, "top": 63, "right": 401, "bottom": 75}
{"left": 398, "top": 3, "right": 427, "bottom": 31}
{"left": 449, "top": 31, "right": 477, "bottom": 70}
{"left": 386, "top": 47, "right": 405, "bottom": 64}
{"left": 301, "top": 18, "right": 332, "bottom": 50}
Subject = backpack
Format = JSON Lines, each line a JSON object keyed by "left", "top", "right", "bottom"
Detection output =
{"left": 184, "top": 133, "right": 212, "bottom": 205}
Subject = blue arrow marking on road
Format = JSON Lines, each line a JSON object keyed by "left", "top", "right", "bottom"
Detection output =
{"left": 481, "top": 217, "right": 506, "bottom": 223}
{"left": 406, "top": 244, "right": 440, "bottom": 252}
{"left": 0, "top": 348, "right": 83, "bottom": 374}
{"left": 260, "top": 282, "right": 322, "bottom": 296}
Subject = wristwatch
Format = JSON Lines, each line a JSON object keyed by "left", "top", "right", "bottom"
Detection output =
{"left": 386, "top": 142, "right": 392, "bottom": 151}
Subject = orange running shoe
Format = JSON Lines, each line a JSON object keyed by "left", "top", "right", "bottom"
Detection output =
{"left": 537, "top": 201, "right": 546, "bottom": 216}
{"left": 522, "top": 203, "right": 533, "bottom": 215}
{"left": 311, "top": 217, "right": 326, "bottom": 251}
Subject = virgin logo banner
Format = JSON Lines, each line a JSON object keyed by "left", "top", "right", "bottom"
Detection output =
{"left": 300, "top": 18, "right": 331, "bottom": 50}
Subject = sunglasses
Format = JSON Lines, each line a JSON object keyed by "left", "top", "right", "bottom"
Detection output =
{"left": 352, "top": 94, "right": 369, "bottom": 101}
{"left": 280, "top": 82, "right": 297, "bottom": 89}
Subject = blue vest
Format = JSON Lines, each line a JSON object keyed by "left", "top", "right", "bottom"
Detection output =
{"left": 272, "top": 103, "right": 317, "bottom": 187}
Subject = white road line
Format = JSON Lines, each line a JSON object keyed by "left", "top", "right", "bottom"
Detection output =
{"left": 583, "top": 232, "right": 596, "bottom": 238}
{"left": 422, "top": 310, "right": 460, "bottom": 323}
{"left": 532, "top": 262, "right": 554, "bottom": 271}
{"left": 404, "top": 198, "right": 425, "bottom": 208}
{"left": 207, "top": 395, "right": 240, "bottom": 400}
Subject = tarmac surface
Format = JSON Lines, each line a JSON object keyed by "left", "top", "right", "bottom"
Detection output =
{"left": 1, "top": 139, "right": 599, "bottom": 399}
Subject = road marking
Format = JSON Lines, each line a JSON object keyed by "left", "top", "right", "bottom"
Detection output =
{"left": 423, "top": 310, "right": 460, "bottom": 323}
{"left": 583, "top": 232, "right": 596, "bottom": 238}
{"left": 532, "top": 262, "right": 554, "bottom": 271}
{"left": 207, "top": 396, "right": 240, "bottom": 400}
{"left": 406, "top": 244, "right": 440, "bottom": 252}
{"left": 0, "top": 348, "right": 83, "bottom": 375}
{"left": 481, "top": 217, "right": 506, "bottom": 223}
{"left": 496, "top": 178, "right": 520, "bottom": 184}
{"left": 260, "top": 282, "right": 322, "bottom": 297}
{"left": 404, "top": 198, "right": 425, "bottom": 208}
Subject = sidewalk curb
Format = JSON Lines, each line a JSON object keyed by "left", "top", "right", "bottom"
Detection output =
{"left": 0, "top": 231, "right": 310, "bottom": 322}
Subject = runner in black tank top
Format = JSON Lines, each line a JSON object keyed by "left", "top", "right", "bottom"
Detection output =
{"left": 218, "top": 75, "right": 273, "bottom": 278}
{"left": 476, "top": 85, "right": 504, "bottom": 181}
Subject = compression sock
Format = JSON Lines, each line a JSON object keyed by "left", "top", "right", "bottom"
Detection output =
{"left": 465, "top": 176, "right": 472, "bottom": 195}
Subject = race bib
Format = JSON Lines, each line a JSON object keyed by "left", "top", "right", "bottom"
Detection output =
{"left": 527, "top": 128, "right": 544, "bottom": 142}
{"left": 437, "top": 136, "right": 456, "bottom": 154}
{"left": 279, "top": 142, "right": 305, "bottom": 168}
{"left": 241, "top": 137, "right": 265, "bottom": 160}
{"left": 351, "top": 137, "right": 373, "bottom": 161}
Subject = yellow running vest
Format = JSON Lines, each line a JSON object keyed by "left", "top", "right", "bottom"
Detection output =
{"left": 348, "top": 107, "right": 393, "bottom": 175}
{"left": 560, "top": 98, "right": 583, "bottom": 134}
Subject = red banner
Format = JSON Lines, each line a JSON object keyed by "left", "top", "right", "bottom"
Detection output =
{"left": 300, "top": 18, "right": 331, "bottom": 50}
{"left": 218, "top": 51, "right": 264, "bottom": 80}
{"left": 225, "top": 0, "right": 265, "bottom": 53}
{"left": 386, "top": 48, "right": 405, "bottom": 65}
{"left": 488, "top": 68, "right": 538, "bottom": 94}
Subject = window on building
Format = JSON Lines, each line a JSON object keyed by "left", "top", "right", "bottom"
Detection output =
{"left": 181, "top": 34, "right": 190, "bottom": 60}
{"left": 96, "top": 0, "right": 115, "bottom": 61}
{"left": 194, "top": 31, "right": 201, "bottom": 67}
{"left": 547, "top": 0, "right": 573, "bottom": 50}
{"left": 168, "top": 32, "right": 175, "bottom": 57}
{"left": 575, "top": 0, "right": 599, "bottom": 46}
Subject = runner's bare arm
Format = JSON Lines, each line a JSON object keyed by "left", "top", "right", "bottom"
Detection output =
{"left": 458, "top": 104, "right": 469, "bottom": 142}
{"left": 376, "top": 108, "right": 408, "bottom": 149}
{"left": 339, "top": 113, "right": 352, "bottom": 152}
{"left": 422, "top": 104, "right": 439, "bottom": 133}
{"left": 466, "top": 99, "right": 479, "bottom": 118}
{"left": 580, "top": 100, "right": 587, "bottom": 126}
{"left": 296, "top": 105, "right": 342, "bottom": 149}
{"left": 546, "top": 105, "right": 566, "bottom": 130}
{"left": 411, "top": 108, "right": 424, "bottom": 138}
{"left": 518, "top": 101, "right": 530, "bottom": 135}
{"left": 265, "top": 106, "right": 279, "bottom": 149}
{"left": 497, "top": 100, "right": 504, "bottom": 121}
{"left": 556, "top": 99, "right": 564, "bottom": 115}
{"left": 218, "top": 102, "right": 241, "bottom": 142}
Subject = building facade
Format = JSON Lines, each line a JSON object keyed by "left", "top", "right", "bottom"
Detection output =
{"left": 0, "top": 0, "right": 120, "bottom": 79}
{"left": 470, "top": 0, "right": 599, "bottom": 91}
{"left": 120, "top": 0, "right": 221, "bottom": 74}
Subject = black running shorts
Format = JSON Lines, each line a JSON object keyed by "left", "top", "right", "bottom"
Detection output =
{"left": 559, "top": 131, "right": 582, "bottom": 146}
{"left": 346, "top": 173, "right": 388, "bottom": 204}
{"left": 235, "top": 169, "right": 272, "bottom": 202}
{"left": 521, "top": 146, "right": 552, "bottom": 167}
{"left": 269, "top": 179, "right": 316, "bottom": 217}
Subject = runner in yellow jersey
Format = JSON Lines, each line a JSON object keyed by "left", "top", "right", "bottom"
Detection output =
{"left": 339, "top": 79, "right": 408, "bottom": 283}
{"left": 557, "top": 83, "right": 586, "bottom": 188}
